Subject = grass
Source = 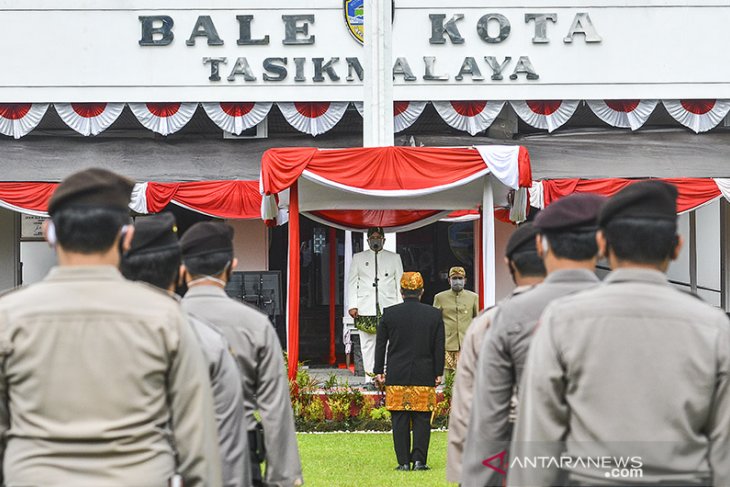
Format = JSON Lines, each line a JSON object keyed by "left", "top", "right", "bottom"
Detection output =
{"left": 297, "top": 431, "right": 458, "bottom": 487}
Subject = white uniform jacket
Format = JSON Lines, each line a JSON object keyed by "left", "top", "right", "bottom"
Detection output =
{"left": 347, "top": 249, "right": 404, "bottom": 317}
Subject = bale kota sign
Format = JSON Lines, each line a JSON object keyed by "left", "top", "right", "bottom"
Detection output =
{"left": 0, "top": 0, "right": 727, "bottom": 101}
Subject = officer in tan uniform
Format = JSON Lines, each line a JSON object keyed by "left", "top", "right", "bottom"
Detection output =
{"left": 180, "top": 222, "right": 302, "bottom": 487}
{"left": 462, "top": 193, "right": 606, "bottom": 487}
{"left": 0, "top": 169, "right": 221, "bottom": 487}
{"left": 433, "top": 266, "right": 479, "bottom": 374}
{"left": 509, "top": 181, "right": 730, "bottom": 487}
{"left": 446, "top": 223, "right": 545, "bottom": 483}
{"left": 121, "top": 213, "right": 250, "bottom": 487}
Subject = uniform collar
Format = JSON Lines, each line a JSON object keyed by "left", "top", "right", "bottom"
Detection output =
{"left": 603, "top": 267, "right": 669, "bottom": 286}
{"left": 44, "top": 265, "right": 125, "bottom": 282}
{"left": 544, "top": 268, "right": 600, "bottom": 284}
{"left": 184, "top": 285, "right": 229, "bottom": 298}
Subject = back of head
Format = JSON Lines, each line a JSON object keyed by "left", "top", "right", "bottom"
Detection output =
{"left": 599, "top": 180, "right": 678, "bottom": 265}
{"left": 120, "top": 213, "right": 181, "bottom": 290}
{"left": 505, "top": 223, "right": 546, "bottom": 278}
{"left": 180, "top": 221, "right": 235, "bottom": 277}
{"left": 49, "top": 168, "right": 134, "bottom": 253}
{"left": 534, "top": 193, "right": 607, "bottom": 261}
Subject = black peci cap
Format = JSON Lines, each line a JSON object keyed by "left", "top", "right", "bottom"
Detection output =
{"left": 127, "top": 213, "right": 179, "bottom": 257}
{"left": 598, "top": 180, "right": 678, "bottom": 227}
{"left": 48, "top": 168, "right": 134, "bottom": 216}
{"left": 180, "top": 221, "right": 234, "bottom": 258}
{"left": 367, "top": 226, "right": 385, "bottom": 237}
{"left": 534, "top": 193, "right": 607, "bottom": 232}
{"left": 505, "top": 222, "right": 539, "bottom": 258}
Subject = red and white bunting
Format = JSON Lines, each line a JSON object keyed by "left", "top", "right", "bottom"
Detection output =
{"left": 277, "top": 102, "right": 348, "bottom": 136}
{"left": 433, "top": 100, "right": 505, "bottom": 136}
{"left": 663, "top": 99, "right": 730, "bottom": 133}
{"left": 202, "top": 102, "right": 272, "bottom": 135}
{"left": 353, "top": 101, "right": 427, "bottom": 132}
{"left": 586, "top": 99, "right": 657, "bottom": 131}
{"left": 510, "top": 100, "right": 579, "bottom": 132}
{"left": 55, "top": 103, "right": 124, "bottom": 136}
{"left": 0, "top": 103, "right": 49, "bottom": 139}
{"left": 128, "top": 102, "right": 198, "bottom": 136}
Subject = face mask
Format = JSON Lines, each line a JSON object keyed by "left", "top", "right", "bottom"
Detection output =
{"left": 368, "top": 237, "right": 384, "bottom": 252}
{"left": 450, "top": 278, "right": 465, "bottom": 292}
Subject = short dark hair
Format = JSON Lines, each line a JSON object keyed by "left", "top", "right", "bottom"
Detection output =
{"left": 401, "top": 288, "right": 422, "bottom": 299}
{"left": 183, "top": 250, "right": 233, "bottom": 276}
{"left": 121, "top": 246, "right": 181, "bottom": 290}
{"left": 603, "top": 218, "right": 678, "bottom": 264}
{"left": 52, "top": 206, "right": 129, "bottom": 254}
{"left": 510, "top": 250, "right": 546, "bottom": 278}
{"left": 543, "top": 230, "right": 598, "bottom": 261}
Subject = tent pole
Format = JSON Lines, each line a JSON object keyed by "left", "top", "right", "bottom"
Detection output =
{"left": 328, "top": 227, "right": 337, "bottom": 366}
{"left": 476, "top": 211, "right": 484, "bottom": 310}
{"left": 483, "top": 178, "right": 496, "bottom": 307}
{"left": 287, "top": 182, "right": 301, "bottom": 380}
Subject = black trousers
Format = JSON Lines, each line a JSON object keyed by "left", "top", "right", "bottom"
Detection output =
{"left": 391, "top": 410, "right": 431, "bottom": 465}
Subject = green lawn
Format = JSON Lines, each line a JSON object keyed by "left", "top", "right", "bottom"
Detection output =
{"left": 297, "top": 431, "right": 457, "bottom": 487}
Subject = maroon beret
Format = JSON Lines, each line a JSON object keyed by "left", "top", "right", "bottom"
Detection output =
{"left": 599, "top": 180, "right": 678, "bottom": 227}
{"left": 180, "top": 221, "right": 234, "bottom": 258}
{"left": 534, "top": 193, "right": 607, "bottom": 232}
{"left": 48, "top": 168, "right": 134, "bottom": 216}
{"left": 505, "top": 222, "right": 539, "bottom": 258}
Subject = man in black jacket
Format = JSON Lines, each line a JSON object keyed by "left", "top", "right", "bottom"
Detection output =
{"left": 374, "top": 271, "right": 446, "bottom": 472}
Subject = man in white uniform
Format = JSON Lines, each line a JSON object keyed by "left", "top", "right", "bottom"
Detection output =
{"left": 347, "top": 227, "right": 404, "bottom": 387}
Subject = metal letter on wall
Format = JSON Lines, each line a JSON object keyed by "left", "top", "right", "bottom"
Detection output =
{"left": 476, "top": 14, "right": 511, "bottom": 43}
{"left": 429, "top": 14, "right": 465, "bottom": 45}
{"left": 186, "top": 15, "right": 224, "bottom": 46}
{"left": 392, "top": 57, "right": 417, "bottom": 81}
{"left": 524, "top": 13, "right": 557, "bottom": 43}
{"left": 563, "top": 13, "right": 602, "bottom": 43}
{"left": 294, "top": 57, "right": 306, "bottom": 82}
{"left": 203, "top": 57, "right": 227, "bottom": 81}
{"left": 227, "top": 57, "right": 257, "bottom": 81}
{"left": 423, "top": 56, "right": 449, "bottom": 81}
{"left": 263, "top": 57, "right": 289, "bottom": 81}
{"left": 346, "top": 57, "right": 364, "bottom": 81}
{"left": 282, "top": 15, "right": 316, "bottom": 45}
{"left": 139, "top": 16, "right": 174, "bottom": 46}
{"left": 313, "top": 58, "right": 341, "bottom": 82}
{"left": 455, "top": 57, "right": 484, "bottom": 81}
{"left": 236, "top": 15, "right": 270, "bottom": 45}
{"left": 510, "top": 56, "right": 539, "bottom": 80}
{"left": 484, "top": 56, "right": 512, "bottom": 81}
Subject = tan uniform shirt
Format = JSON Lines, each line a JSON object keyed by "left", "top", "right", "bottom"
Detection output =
{"left": 182, "top": 286, "right": 303, "bottom": 487}
{"left": 187, "top": 312, "right": 251, "bottom": 487}
{"left": 0, "top": 266, "right": 221, "bottom": 487}
{"left": 462, "top": 269, "right": 599, "bottom": 487}
{"left": 509, "top": 269, "right": 730, "bottom": 487}
{"left": 433, "top": 289, "right": 479, "bottom": 352}
{"left": 446, "top": 286, "right": 532, "bottom": 483}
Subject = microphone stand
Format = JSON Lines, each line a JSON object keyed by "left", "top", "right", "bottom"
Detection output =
{"left": 373, "top": 248, "right": 380, "bottom": 321}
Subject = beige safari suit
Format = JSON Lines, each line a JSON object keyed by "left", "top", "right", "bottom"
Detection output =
{"left": 433, "top": 288, "right": 479, "bottom": 355}
{"left": 446, "top": 286, "right": 532, "bottom": 483}
{"left": 509, "top": 269, "right": 730, "bottom": 486}
{"left": 0, "top": 266, "right": 222, "bottom": 487}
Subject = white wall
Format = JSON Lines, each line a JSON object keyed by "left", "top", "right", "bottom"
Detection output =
{"left": 0, "top": 209, "right": 19, "bottom": 291}
{"left": 20, "top": 241, "right": 57, "bottom": 286}
{"left": 226, "top": 219, "right": 269, "bottom": 271}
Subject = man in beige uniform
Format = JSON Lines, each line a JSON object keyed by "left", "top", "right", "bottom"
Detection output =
{"left": 180, "top": 222, "right": 303, "bottom": 487}
{"left": 433, "top": 266, "right": 479, "bottom": 374}
{"left": 121, "top": 213, "right": 250, "bottom": 487}
{"left": 462, "top": 194, "right": 605, "bottom": 487}
{"left": 509, "top": 181, "right": 730, "bottom": 486}
{"left": 0, "top": 169, "right": 221, "bottom": 487}
{"left": 446, "top": 223, "right": 545, "bottom": 483}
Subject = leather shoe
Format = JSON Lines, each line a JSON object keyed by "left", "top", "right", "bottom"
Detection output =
{"left": 394, "top": 464, "right": 410, "bottom": 471}
{"left": 412, "top": 461, "right": 430, "bottom": 471}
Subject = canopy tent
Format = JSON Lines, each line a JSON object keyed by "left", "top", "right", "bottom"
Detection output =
{"left": 259, "top": 145, "right": 532, "bottom": 378}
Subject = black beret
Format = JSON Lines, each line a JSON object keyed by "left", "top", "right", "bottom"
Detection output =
{"left": 367, "top": 227, "right": 384, "bottom": 237}
{"left": 127, "top": 213, "right": 179, "bottom": 257}
{"left": 534, "top": 193, "right": 607, "bottom": 232}
{"left": 505, "top": 222, "right": 539, "bottom": 258}
{"left": 48, "top": 168, "right": 134, "bottom": 216}
{"left": 180, "top": 221, "right": 234, "bottom": 258}
{"left": 598, "top": 180, "right": 678, "bottom": 227}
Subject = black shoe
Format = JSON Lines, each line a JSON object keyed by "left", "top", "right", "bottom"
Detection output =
{"left": 394, "top": 464, "right": 410, "bottom": 471}
{"left": 412, "top": 461, "right": 430, "bottom": 471}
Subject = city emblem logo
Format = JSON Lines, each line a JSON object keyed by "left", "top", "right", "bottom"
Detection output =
{"left": 344, "top": 0, "right": 365, "bottom": 44}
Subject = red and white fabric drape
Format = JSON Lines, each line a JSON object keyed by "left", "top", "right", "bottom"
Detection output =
{"left": 0, "top": 103, "right": 49, "bottom": 139}
{"left": 129, "top": 102, "right": 198, "bottom": 136}
{"left": 354, "top": 101, "right": 427, "bottom": 133}
{"left": 433, "top": 101, "right": 505, "bottom": 135}
{"left": 531, "top": 178, "right": 730, "bottom": 214}
{"left": 202, "top": 102, "right": 272, "bottom": 135}
{"left": 662, "top": 100, "right": 730, "bottom": 133}
{"left": 511, "top": 100, "right": 579, "bottom": 132}
{"left": 277, "top": 102, "right": 348, "bottom": 136}
{"left": 55, "top": 103, "right": 125, "bottom": 136}
{"left": 586, "top": 100, "right": 657, "bottom": 131}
